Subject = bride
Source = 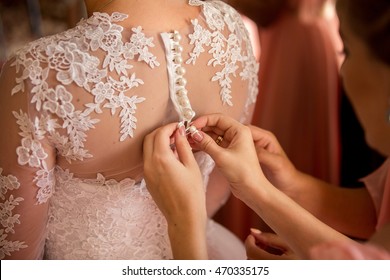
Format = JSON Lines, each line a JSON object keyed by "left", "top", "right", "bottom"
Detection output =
{"left": 0, "top": 0, "right": 258, "bottom": 259}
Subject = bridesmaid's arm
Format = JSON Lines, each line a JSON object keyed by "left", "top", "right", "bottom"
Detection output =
{"left": 167, "top": 211, "right": 208, "bottom": 260}
{"left": 143, "top": 123, "right": 208, "bottom": 259}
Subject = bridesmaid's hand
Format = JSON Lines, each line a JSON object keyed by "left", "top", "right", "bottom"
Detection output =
{"left": 248, "top": 125, "right": 302, "bottom": 197}
{"left": 245, "top": 229, "right": 297, "bottom": 260}
{"left": 143, "top": 123, "right": 206, "bottom": 226}
{"left": 190, "top": 114, "right": 265, "bottom": 202}
{"left": 143, "top": 123, "right": 208, "bottom": 259}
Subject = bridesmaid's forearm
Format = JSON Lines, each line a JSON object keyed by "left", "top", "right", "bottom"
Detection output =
{"left": 287, "top": 173, "right": 376, "bottom": 239}
{"left": 167, "top": 213, "right": 208, "bottom": 260}
{"left": 242, "top": 179, "right": 350, "bottom": 259}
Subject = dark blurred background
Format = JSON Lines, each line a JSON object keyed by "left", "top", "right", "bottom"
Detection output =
{"left": 0, "top": 0, "right": 86, "bottom": 64}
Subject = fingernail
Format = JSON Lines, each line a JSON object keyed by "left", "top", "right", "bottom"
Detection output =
{"left": 177, "top": 121, "right": 185, "bottom": 129}
{"left": 192, "top": 131, "right": 203, "bottom": 142}
{"left": 179, "top": 126, "right": 185, "bottom": 137}
{"left": 250, "top": 228, "right": 262, "bottom": 235}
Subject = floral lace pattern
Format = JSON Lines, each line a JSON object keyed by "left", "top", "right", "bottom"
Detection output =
{"left": 13, "top": 111, "right": 56, "bottom": 204}
{"left": 0, "top": 0, "right": 258, "bottom": 259}
{"left": 0, "top": 169, "right": 27, "bottom": 259}
{"left": 46, "top": 152, "right": 214, "bottom": 259}
{"left": 46, "top": 167, "right": 172, "bottom": 259}
{"left": 187, "top": 1, "right": 259, "bottom": 107}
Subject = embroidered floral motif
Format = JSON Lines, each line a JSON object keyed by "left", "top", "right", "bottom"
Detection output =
{"left": 124, "top": 26, "right": 160, "bottom": 69}
{"left": 8, "top": 12, "right": 164, "bottom": 211}
{"left": 16, "top": 138, "right": 48, "bottom": 168}
{"left": 0, "top": 229, "right": 28, "bottom": 259}
{"left": 47, "top": 41, "right": 100, "bottom": 91}
{"left": 91, "top": 82, "right": 115, "bottom": 106}
{"left": 0, "top": 169, "right": 20, "bottom": 201}
{"left": 0, "top": 169, "right": 27, "bottom": 259}
{"left": 11, "top": 13, "right": 157, "bottom": 148}
{"left": 45, "top": 167, "right": 171, "bottom": 259}
{"left": 1, "top": 195, "right": 24, "bottom": 234}
{"left": 186, "top": 1, "right": 259, "bottom": 106}
{"left": 43, "top": 86, "right": 75, "bottom": 118}
{"left": 12, "top": 111, "right": 57, "bottom": 203}
{"left": 34, "top": 163, "right": 56, "bottom": 204}
{"left": 13, "top": 111, "right": 44, "bottom": 140}
{"left": 240, "top": 58, "right": 259, "bottom": 122}
{"left": 44, "top": 153, "right": 214, "bottom": 259}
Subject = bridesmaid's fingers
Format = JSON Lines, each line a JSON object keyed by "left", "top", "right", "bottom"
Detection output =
{"left": 190, "top": 130, "right": 226, "bottom": 160}
{"left": 143, "top": 122, "right": 178, "bottom": 162}
{"left": 152, "top": 122, "right": 179, "bottom": 155}
{"left": 143, "top": 131, "right": 156, "bottom": 162}
{"left": 191, "top": 114, "right": 241, "bottom": 136}
{"left": 174, "top": 126, "right": 197, "bottom": 166}
{"left": 200, "top": 126, "right": 226, "bottom": 138}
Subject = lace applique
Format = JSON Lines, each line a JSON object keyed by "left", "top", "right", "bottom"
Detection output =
{"left": 34, "top": 163, "right": 55, "bottom": 204}
{"left": 87, "top": 82, "right": 145, "bottom": 141}
{"left": 13, "top": 111, "right": 55, "bottom": 203}
{"left": 240, "top": 57, "right": 259, "bottom": 122}
{"left": 0, "top": 169, "right": 27, "bottom": 259}
{"left": 45, "top": 167, "right": 171, "bottom": 259}
{"left": 16, "top": 138, "right": 47, "bottom": 168}
{"left": 186, "top": 1, "right": 259, "bottom": 108}
{"left": 10, "top": 12, "right": 160, "bottom": 165}
{"left": 9, "top": 2, "right": 257, "bottom": 166}
{"left": 45, "top": 152, "right": 215, "bottom": 259}
{"left": 124, "top": 26, "right": 160, "bottom": 68}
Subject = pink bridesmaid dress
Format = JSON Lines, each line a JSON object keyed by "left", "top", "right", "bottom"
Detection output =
{"left": 252, "top": 0, "right": 341, "bottom": 184}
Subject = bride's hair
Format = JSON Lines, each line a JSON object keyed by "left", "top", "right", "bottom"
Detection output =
{"left": 338, "top": 0, "right": 390, "bottom": 65}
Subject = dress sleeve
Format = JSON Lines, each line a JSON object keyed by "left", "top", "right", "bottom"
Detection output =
{"left": 0, "top": 58, "right": 56, "bottom": 259}
{"left": 361, "top": 158, "right": 390, "bottom": 230}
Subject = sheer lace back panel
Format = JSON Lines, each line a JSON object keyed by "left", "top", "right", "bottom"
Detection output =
{"left": 0, "top": 0, "right": 258, "bottom": 259}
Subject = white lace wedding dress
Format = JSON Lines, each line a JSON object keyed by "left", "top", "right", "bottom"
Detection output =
{"left": 0, "top": 0, "right": 258, "bottom": 259}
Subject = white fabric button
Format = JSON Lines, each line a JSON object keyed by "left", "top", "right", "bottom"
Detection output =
{"left": 173, "top": 32, "right": 182, "bottom": 42}
{"left": 176, "top": 77, "right": 187, "bottom": 86}
{"left": 179, "top": 97, "right": 190, "bottom": 107}
{"left": 183, "top": 108, "right": 195, "bottom": 120}
{"left": 174, "top": 45, "right": 183, "bottom": 53}
{"left": 173, "top": 56, "right": 183, "bottom": 64}
{"left": 176, "top": 88, "right": 187, "bottom": 97}
{"left": 176, "top": 66, "right": 186, "bottom": 76}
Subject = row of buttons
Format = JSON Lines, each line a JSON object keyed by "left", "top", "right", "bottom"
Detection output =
{"left": 169, "top": 30, "right": 195, "bottom": 124}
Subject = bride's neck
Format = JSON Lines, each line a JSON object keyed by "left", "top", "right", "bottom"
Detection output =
{"left": 85, "top": 0, "right": 189, "bottom": 16}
